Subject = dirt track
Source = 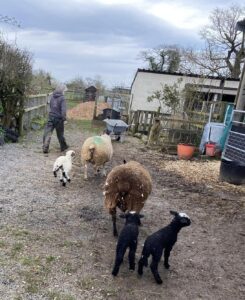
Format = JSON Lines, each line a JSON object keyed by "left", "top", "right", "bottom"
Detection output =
{"left": 0, "top": 120, "right": 244, "bottom": 300}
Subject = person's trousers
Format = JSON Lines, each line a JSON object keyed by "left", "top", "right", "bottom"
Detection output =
{"left": 43, "top": 116, "right": 68, "bottom": 152}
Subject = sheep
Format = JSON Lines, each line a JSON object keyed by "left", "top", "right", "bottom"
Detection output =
{"left": 81, "top": 133, "right": 113, "bottom": 180}
{"left": 112, "top": 212, "right": 144, "bottom": 276}
{"left": 138, "top": 210, "right": 191, "bottom": 284}
{"left": 53, "top": 150, "right": 75, "bottom": 186}
{"left": 103, "top": 160, "right": 152, "bottom": 237}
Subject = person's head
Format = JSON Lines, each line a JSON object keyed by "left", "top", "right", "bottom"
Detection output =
{"left": 54, "top": 84, "right": 66, "bottom": 95}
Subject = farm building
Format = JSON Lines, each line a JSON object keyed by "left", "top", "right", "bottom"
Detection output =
{"left": 85, "top": 86, "right": 97, "bottom": 101}
{"left": 129, "top": 69, "right": 240, "bottom": 116}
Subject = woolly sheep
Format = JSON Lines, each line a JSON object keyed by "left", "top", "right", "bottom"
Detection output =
{"left": 53, "top": 150, "right": 75, "bottom": 186}
{"left": 112, "top": 212, "right": 144, "bottom": 276}
{"left": 103, "top": 160, "right": 152, "bottom": 236}
{"left": 81, "top": 134, "right": 113, "bottom": 180}
{"left": 138, "top": 210, "right": 191, "bottom": 284}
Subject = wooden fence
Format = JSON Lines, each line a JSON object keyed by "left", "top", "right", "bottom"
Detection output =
{"left": 128, "top": 110, "right": 206, "bottom": 149}
{"left": 21, "top": 93, "right": 51, "bottom": 131}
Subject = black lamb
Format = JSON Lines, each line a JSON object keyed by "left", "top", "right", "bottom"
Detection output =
{"left": 112, "top": 211, "right": 144, "bottom": 276}
{"left": 138, "top": 210, "right": 191, "bottom": 284}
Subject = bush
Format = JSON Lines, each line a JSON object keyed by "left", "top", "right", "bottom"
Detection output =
{"left": 0, "top": 37, "right": 32, "bottom": 134}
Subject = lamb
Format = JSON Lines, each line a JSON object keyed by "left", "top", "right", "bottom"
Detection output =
{"left": 138, "top": 210, "right": 191, "bottom": 284}
{"left": 112, "top": 212, "right": 144, "bottom": 276}
{"left": 103, "top": 160, "right": 152, "bottom": 236}
{"left": 53, "top": 150, "right": 75, "bottom": 186}
{"left": 81, "top": 133, "right": 113, "bottom": 180}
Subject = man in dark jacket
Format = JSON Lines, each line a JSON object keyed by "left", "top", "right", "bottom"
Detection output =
{"left": 43, "top": 85, "right": 69, "bottom": 153}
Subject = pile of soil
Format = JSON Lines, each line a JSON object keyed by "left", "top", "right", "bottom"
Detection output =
{"left": 67, "top": 101, "right": 110, "bottom": 120}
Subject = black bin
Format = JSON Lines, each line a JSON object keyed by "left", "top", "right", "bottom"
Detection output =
{"left": 220, "top": 159, "right": 245, "bottom": 185}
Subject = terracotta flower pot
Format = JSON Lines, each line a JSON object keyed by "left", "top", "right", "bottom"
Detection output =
{"left": 177, "top": 143, "right": 195, "bottom": 160}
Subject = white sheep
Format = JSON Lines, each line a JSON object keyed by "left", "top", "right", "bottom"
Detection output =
{"left": 81, "top": 133, "right": 113, "bottom": 180}
{"left": 53, "top": 150, "right": 75, "bottom": 186}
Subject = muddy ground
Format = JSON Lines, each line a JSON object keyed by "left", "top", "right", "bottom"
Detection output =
{"left": 0, "top": 119, "right": 244, "bottom": 300}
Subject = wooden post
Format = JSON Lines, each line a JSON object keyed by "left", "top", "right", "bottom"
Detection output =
{"left": 148, "top": 117, "right": 161, "bottom": 146}
{"left": 93, "top": 97, "right": 98, "bottom": 120}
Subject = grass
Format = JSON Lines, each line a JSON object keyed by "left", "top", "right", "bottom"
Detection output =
{"left": 46, "top": 291, "right": 76, "bottom": 300}
{"left": 0, "top": 240, "right": 6, "bottom": 248}
{"left": 67, "top": 119, "right": 103, "bottom": 135}
{"left": 11, "top": 243, "right": 23, "bottom": 257}
{"left": 19, "top": 256, "right": 52, "bottom": 294}
{"left": 66, "top": 99, "right": 81, "bottom": 110}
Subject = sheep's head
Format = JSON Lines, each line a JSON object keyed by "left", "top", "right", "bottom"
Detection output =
{"left": 66, "top": 150, "right": 75, "bottom": 158}
{"left": 120, "top": 211, "right": 144, "bottom": 226}
{"left": 170, "top": 210, "right": 191, "bottom": 227}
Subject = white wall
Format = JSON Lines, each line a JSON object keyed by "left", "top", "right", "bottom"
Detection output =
{"left": 129, "top": 71, "right": 239, "bottom": 113}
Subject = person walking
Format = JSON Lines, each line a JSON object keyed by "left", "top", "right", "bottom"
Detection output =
{"left": 43, "top": 85, "right": 69, "bottom": 153}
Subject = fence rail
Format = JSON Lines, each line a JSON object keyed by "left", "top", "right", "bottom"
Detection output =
{"left": 21, "top": 93, "right": 51, "bottom": 131}
{"left": 129, "top": 110, "right": 206, "bottom": 148}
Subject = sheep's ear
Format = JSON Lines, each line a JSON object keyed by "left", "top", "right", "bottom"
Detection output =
{"left": 119, "top": 213, "right": 126, "bottom": 219}
{"left": 139, "top": 214, "right": 144, "bottom": 218}
{"left": 170, "top": 210, "right": 178, "bottom": 216}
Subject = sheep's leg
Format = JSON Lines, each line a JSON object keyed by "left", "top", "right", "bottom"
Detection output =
{"left": 111, "top": 208, "right": 118, "bottom": 237}
{"left": 93, "top": 165, "right": 99, "bottom": 176}
{"left": 84, "top": 163, "right": 88, "bottom": 180}
{"left": 128, "top": 242, "right": 137, "bottom": 271}
{"left": 164, "top": 246, "right": 172, "bottom": 269}
{"left": 112, "top": 247, "right": 126, "bottom": 276}
{"left": 150, "top": 257, "right": 162, "bottom": 284}
{"left": 101, "top": 164, "right": 106, "bottom": 177}
{"left": 138, "top": 247, "right": 149, "bottom": 275}
{"left": 63, "top": 171, "right": 70, "bottom": 182}
{"left": 59, "top": 170, "right": 63, "bottom": 182}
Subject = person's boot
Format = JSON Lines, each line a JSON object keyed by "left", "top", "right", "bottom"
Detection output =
{"left": 43, "top": 146, "right": 49, "bottom": 154}
{"left": 61, "top": 144, "right": 69, "bottom": 152}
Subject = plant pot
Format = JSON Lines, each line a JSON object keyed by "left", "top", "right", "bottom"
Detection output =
{"left": 177, "top": 143, "right": 195, "bottom": 160}
{"left": 206, "top": 143, "right": 216, "bottom": 156}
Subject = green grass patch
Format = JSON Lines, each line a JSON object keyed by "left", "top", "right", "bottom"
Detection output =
{"left": 21, "top": 256, "right": 41, "bottom": 267}
{"left": 46, "top": 255, "right": 57, "bottom": 264}
{"left": 11, "top": 229, "right": 29, "bottom": 237}
{"left": 0, "top": 240, "right": 6, "bottom": 248}
{"left": 20, "top": 257, "right": 52, "bottom": 294}
{"left": 67, "top": 99, "right": 81, "bottom": 110}
{"left": 46, "top": 291, "right": 76, "bottom": 300}
{"left": 11, "top": 243, "right": 23, "bottom": 257}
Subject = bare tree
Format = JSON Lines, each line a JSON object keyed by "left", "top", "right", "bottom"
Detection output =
{"left": 0, "top": 14, "right": 20, "bottom": 27}
{"left": 184, "top": 4, "right": 245, "bottom": 78}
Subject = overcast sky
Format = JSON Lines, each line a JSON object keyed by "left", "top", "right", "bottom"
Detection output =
{"left": 1, "top": 0, "right": 234, "bottom": 88}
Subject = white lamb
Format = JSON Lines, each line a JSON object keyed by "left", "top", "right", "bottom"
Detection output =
{"left": 81, "top": 133, "right": 113, "bottom": 180}
{"left": 53, "top": 150, "right": 75, "bottom": 186}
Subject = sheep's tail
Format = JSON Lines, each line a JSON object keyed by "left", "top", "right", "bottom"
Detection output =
{"left": 53, "top": 165, "right": 63, "bottom": 177}
{"left": 89, "top": 144, "right": 95, "bottom": 162}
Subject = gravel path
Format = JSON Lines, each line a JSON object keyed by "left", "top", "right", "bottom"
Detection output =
{"left": 0, "top": 120, "right": 244, "bottom": 300}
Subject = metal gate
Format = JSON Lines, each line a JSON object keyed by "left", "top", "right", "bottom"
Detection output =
{"left": 222, "top": 110, "right": 245, "bottom": 164}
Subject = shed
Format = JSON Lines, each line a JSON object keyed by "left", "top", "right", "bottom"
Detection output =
{"left": 85, "top": 86, "right": 97, "bottom": 101}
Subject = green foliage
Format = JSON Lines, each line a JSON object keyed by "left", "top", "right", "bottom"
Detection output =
{"left": 148, "top": 78, "right": 183, "bottom": 113}
{"left": 29, "top": 69, "right": 56, "bottom": 94}
{"left": 0, "top": 37, "right": 32, "bottom": 131}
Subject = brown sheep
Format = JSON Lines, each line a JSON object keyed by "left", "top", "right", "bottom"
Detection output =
{"left": 103, "top": 161, "right": 152, "bottom": 236}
